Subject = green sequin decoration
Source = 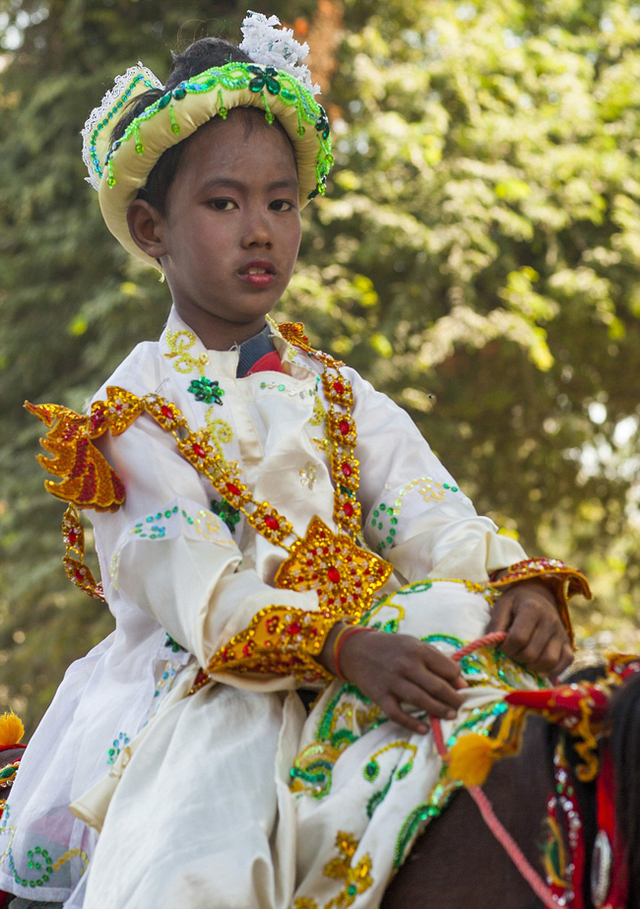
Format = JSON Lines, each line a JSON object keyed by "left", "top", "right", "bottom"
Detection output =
{"left": 165, "top": 634, "right": 185, "bottom": 653}
{"left": 394, "top": 803, "right": 440, "bottom": 868}
{"left": 188, "top": 377, "right": 224, "bottom": 405}
{"left": 364, "top": 761, "right": 379, "bottom": 782}
{"left": 366, "top": 771, "right": 393, "bottom": 818}
{"left": 210, "top": 499, "right": 241, "bottom": 535}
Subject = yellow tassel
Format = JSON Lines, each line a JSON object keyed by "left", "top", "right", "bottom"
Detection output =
{"left": 448, "top": 733, "right": 498, "bottom": 787}
{"left": 0, "top": 711, "right": 25, "bottom": 748}
{"left": 447, "top": 705, "right": 528, "bottom": 788}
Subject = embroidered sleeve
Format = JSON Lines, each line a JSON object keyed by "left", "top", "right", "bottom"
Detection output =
{"left": 489, "top": 558, "right": 592, "bottom": 647}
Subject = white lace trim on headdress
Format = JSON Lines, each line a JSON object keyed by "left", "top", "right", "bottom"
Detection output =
{"left": 239, "top": 10, "right": 321, "bottom": 96}
{"left": 81, "top": 63, "right": 162, "bottom": 190}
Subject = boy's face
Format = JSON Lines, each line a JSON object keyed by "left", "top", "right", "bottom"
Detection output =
{"left": 150, "top": 110, "right": 302, "bottom": 349}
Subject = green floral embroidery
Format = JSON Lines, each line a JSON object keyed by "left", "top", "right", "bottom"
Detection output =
{"left": 248, "top": 64, "right": 281, "bottom": 95}
{"left": 188, "top": 377, "right": 224, "bottom": 405}
{"left": 132, "top": 505, "right": 194, "bottom": 539}
{"left": 0, "top": 805, "right": 89, "bottom": 890}
{"left": 363, "top": 742, "right": 417, "bottom": 818}
{"left": 371, "top": 479, "right": 461, "bottom": 554}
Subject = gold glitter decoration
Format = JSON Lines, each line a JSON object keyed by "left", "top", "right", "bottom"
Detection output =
{"left": 163, "top": 328, "right": 209, "bottom": 375}
{"left": 294, "top": 831, "right": 373, "bottom": 909}
{"left": 491, "top": 558, "right": 591, "bottom": 647}
{"left": 61, "top": 504, "right": 105, "bottom": 601}
{"left": 299, "top": 460, "right": 318, "bottom": 489}
{"left": 204, "top": 409, "right": 234, "bottom": 468}
{"left": 274, "top": 516, "right": 392, "bottom": 615}
{"left": 206, "top": 604, "right": 335, "bottom": 683}
{"left": 24, "top": 401, "right": 127, "bottom": 513}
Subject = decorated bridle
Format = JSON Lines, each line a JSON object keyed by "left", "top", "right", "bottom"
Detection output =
{"left": 432, "top": 639, "right": 640, "bottom": 909}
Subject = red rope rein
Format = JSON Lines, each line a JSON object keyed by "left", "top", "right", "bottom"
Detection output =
{"left": 430, "top": 631, "right": 565, "bottom": 909}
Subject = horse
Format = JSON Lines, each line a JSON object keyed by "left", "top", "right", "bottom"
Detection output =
{"left": 2, "top": 658, "right": 638, "bottom": 909}
{"left": 382, "top": 658, "right": 640, "bottom": 909}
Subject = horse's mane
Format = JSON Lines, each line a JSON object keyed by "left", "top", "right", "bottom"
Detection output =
{"left": 608, "top": 670, "right": 640, "bottom": 909}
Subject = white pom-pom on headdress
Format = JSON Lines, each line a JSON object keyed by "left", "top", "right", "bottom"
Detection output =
{"left": 239, "top": 10, "right": 321, "bottom": 96}
{"left": 81, "top": 63, "right": 162, "bottom": 190}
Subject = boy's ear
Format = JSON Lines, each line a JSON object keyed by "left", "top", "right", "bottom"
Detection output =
{"left": 126, "top": 199, "right": 168, "bottom": 259}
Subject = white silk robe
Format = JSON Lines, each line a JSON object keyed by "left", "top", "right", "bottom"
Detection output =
{"left": 0, "top": 308, "right": 527, "bottom": 908}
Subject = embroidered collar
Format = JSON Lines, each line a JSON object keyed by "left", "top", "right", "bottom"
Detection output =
{"left": 158, "top": 308, "right": 319, "bottom": 380}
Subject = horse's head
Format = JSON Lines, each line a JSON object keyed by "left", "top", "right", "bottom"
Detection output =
{"left": 505, "top": 655, "right": 640, "bottom": 909}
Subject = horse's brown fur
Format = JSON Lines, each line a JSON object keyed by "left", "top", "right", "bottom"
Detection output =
{"left": 381, "top": 717, "right": 554, "bottom": 908}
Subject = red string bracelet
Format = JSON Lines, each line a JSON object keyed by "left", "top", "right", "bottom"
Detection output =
{"left": 334, "top": 626, "right": 375, "bottom": 680}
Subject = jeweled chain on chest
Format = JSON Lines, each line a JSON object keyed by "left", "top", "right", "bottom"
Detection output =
{"left": 91, "top": 362, "right": 361, "bottom": 551}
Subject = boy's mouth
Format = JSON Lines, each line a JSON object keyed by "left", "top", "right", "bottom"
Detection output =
{"left": 238, "top": 259, "right": 277, "bottom": 288}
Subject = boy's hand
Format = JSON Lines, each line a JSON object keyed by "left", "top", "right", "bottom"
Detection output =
{"left": 486, "top": 579, "right": 572, "bottom": 677}
{"left": 320, "top": 628, "right": 467, "bottom": 735}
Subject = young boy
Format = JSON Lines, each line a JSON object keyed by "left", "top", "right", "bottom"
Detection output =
{"left": 1, "top": 16, "right": 583, "bottom": 909}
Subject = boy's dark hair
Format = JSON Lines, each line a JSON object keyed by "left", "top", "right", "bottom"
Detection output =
{"left": 111, "top": 38, "right": 255, "bottom": 213}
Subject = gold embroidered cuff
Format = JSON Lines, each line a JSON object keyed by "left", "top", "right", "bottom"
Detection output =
{"left": 205, "top": 604, "right": 340, "bottom": 684}
{"left": 490, "top": 558, "right": 592, "bottom": 648}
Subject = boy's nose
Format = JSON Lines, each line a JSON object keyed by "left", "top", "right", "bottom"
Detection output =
{"left": 241, "top": 217, "right": 273, "bottom": 249}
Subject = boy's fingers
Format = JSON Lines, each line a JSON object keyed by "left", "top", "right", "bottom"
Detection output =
{"left": 486, "top": 593, "right": 514, "bottom": 633}
{"left": 394, "top": 676, "right": 464, "bottom": 716}
{"left": 500, "top": 607, "right": 538, "bottom": 659}
{"left": 379, "top": 695, "right": 431, "bottom": 734}
{"left": 511, "top": 621, "right": 556, "bottom": 666}
{"left": 552, "top": 644, "right": 574, "bottom": 677}
{"left": 419, "top": 644, "right": 466, "bottom": 685}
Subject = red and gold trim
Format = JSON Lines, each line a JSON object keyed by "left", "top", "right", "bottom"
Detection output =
{"left": 275, "top": 516, "right": 392, "bottom": 612}
{"left": 62, "top": 505, "right": 105, "bottom": 601}
{"left": 490, "top": 558, "right": 591, "bottom": 647}
{"left": 276, "top": 320, "right": 345, "bottom": 371}
{"left": 25, "top": 401, "right": 126, "bottom": 512}
{"left": 206, "top": 604, "right": 335, "bottom": 684}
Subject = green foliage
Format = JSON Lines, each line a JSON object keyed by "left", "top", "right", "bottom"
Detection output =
{"left": 1, "top": 0, "right": 639, "bottom": 732}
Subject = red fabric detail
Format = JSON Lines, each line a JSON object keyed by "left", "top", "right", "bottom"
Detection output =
{"left": 600, "top": 747, "right": 629, "bottom": 909}
{"left": 505, "top": 684, "right": 609, "bottom": 722}
{"left": 246, "top": 351, "right": 284, "bottom": 375}
{"left": 0, "top": 743, "right": 25, "bottom": 754}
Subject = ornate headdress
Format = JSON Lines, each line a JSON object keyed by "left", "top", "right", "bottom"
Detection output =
{"left": 81, "top": 11, "right": 333, "bottom": 269}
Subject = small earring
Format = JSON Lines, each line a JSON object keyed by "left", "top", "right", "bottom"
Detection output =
{"left": 159, "top": 270, "right": 166, "bottom": 284}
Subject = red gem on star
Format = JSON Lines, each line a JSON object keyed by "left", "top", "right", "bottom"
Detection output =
{"left": 327, "top": 566, "right": 341, "bottom": 584}
{"left": 287, "top": 621, "right": 302, "bottom": 635}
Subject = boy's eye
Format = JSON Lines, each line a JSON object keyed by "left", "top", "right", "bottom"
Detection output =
{"left": 270, "top": 199, "right": 296, "bottom": 212}
{"left": 209, "top": 199, "right": 238, "bottom": 211}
